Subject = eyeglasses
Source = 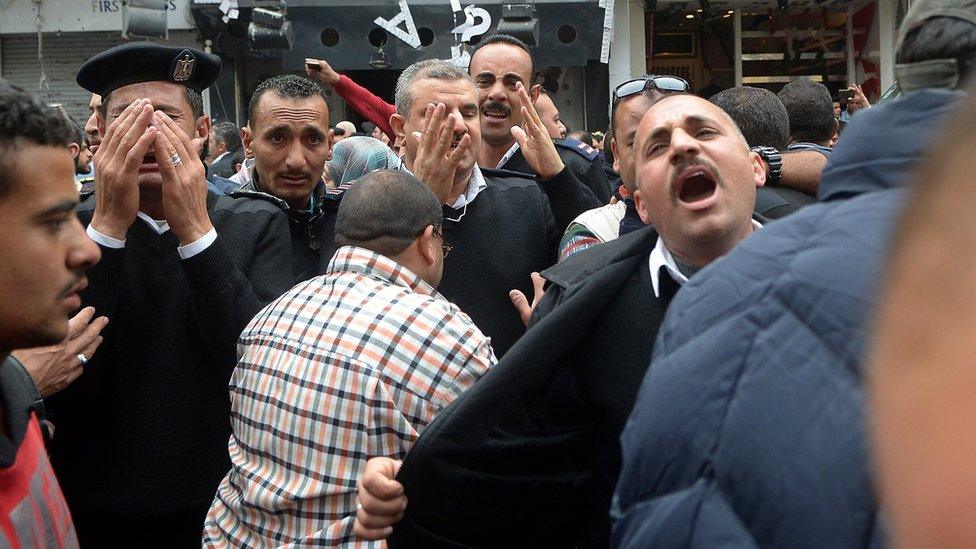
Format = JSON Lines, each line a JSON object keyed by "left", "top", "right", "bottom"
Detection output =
{"left": 612, "top": 75, "right": 690, "bottom": 103}
{"left": 432, "top": 227, "right": 453, "bottom": 259}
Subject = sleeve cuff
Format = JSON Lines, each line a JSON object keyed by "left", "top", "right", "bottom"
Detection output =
{"left": 177, "top": 227, "right": 218, "bottom": 260}
{"left": 180, "top": 236, "right": 237, "bottom": 295}
{"left": 87, "top": 224, "right": 126, "bottom": 248}
{"left": 539, "top": 166, "right": 574, "bottom": 186}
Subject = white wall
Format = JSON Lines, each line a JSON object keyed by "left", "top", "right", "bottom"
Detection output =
{"left": 0, "top": 0, "right": 195, "bottom": 34}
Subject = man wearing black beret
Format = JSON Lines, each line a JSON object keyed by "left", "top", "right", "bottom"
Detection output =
{"left": 44, "top": 42, "right": 295, "bottom": 546}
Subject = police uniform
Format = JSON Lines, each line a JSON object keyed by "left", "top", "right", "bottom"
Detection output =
{"left": 555, "top": 137, "right": 613, "bottom": 204}
{"left": 48, "top": 43, "right": 294, "bottom": 546}
{"left": 495, "top": 143, "right": 602, "bottom": 233}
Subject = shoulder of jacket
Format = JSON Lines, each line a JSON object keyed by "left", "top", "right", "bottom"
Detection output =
{"left": 543, "top": 226, "right": 657, "bottom": 288}
{"left": 224, "top": 189, "right": 290, "bottom": 212}
{"left": 218, "top": 190, "right": 290, "bottom": 216}
{"left": 555, "top": 138, "right": 599, "bottom": 162}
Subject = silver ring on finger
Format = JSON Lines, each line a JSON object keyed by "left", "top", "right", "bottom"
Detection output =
{"left": 77, "top": 353, "right": 89, "bottom": 366}
{"left": 170, "top": 153, "right": 182, "bottom": 166}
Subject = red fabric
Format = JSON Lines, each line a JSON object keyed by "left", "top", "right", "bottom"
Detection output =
{"left": 333, "top": 75, "right": 397, "bottom": 142}
{"left": 0, "top": 414, "right": 77, "bottom": 548}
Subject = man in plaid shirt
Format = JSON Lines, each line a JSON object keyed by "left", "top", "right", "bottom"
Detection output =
{"left": 203, "top": 170, "right": 496, "bottom": 546}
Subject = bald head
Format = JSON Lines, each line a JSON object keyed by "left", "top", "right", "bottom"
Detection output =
{"left": 335, "top": 170, "right": 446, "bottom": 286}
{"left": 632, "top": 93, "right": 764, "bottom": 268}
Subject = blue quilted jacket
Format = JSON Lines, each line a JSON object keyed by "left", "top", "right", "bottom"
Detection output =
{"left": 611, "top": 88, "right": 966, "bottom": 548}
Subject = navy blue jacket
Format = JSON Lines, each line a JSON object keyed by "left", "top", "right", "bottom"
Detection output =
{"left": 611, "top": 88, "right": 966, "bottom": 548}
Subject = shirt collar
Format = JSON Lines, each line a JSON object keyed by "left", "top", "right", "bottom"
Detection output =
{"left": 399, "top": 161, "right": 487, "bottom": 209}
{"left": 648, "top": 219, "right": 763, "bottom": 298}
{"left": 496, "top": 142, "right": 521, "bottom": 169}
{"left": 326, "top": 246, "right": 439, "bottom": 298}
{"left": 450, "top": 166, "right": 487, "bottom": 209}
{"left": 212, "top": 151, "right": 230, "bottom": 163}
{"left": 137, "top": 212, "right": 169, "bottom": 234}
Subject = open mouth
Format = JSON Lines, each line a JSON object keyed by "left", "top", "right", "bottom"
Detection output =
{"left": 138, "top": 152, "right": 159, "bottom": 172}
{"left": 481, "top": 103, "right": 510, "bottom": 122}
{"left": 675, "top": 166, "right": 718, "bottom": 208}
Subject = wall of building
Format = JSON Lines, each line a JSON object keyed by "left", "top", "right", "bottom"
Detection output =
{"left": 0, "top": 0, "right": 195, "bottom": 34}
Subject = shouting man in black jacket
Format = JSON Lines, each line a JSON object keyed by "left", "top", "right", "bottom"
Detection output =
{"left": 356, "top": 94, "right": 769, "bottom": 547}
{"left": 46, "top": 43, "right": 294, "bottom": 546}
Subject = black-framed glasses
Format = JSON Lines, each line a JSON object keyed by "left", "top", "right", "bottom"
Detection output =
{"left": 612, "top": 75, "right": 690, "bottom": 103}
{"left": 432, "top": 227, "right": 453, "bottom": 258}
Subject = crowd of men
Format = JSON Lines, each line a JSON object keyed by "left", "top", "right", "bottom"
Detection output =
{"left": 0, "top": 0, "right": 975, "bottom": 546}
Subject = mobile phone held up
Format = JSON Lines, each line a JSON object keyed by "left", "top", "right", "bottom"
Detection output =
{"left": 838, "top": 89, "right": 855, "bottom": 105}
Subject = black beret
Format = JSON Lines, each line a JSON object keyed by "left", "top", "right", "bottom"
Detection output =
{"left": 76, "top": 42, "right": 220, "bottom": 97}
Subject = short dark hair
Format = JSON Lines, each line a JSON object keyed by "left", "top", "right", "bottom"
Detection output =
{"left": 897, "top": 16, "right": 976, "bottom": 83}
{"left": 0, "top": 80, "right": 75, "bottom": 199}
{"left": 212, "top": 121, "right": 242, "bottom": 153}
{"left": 248, "top": 74, "right": 330, "bottom": 126}
{"left": 777, "top": 79, "right": 836, "bottom": 145}
{"left": 471, "top": 34, "right": 534, "bottom": 75}
{"left": 361, "top": 121, "right": 377, "bottom": 134}
{"left": 335, "top": 170, "right": 441, "bottom": 258}
{"left": 711, "top": 86, "right": 790, "bottom": 150}
{"left": 473, "top": 33, "right": 532, "bottom": 56}
{"left": 100, "top": 87, "right": 204, "bottom": 120}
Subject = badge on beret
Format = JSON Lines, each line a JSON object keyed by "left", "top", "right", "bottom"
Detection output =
{"left": 171, "top": 50, "right": 196, "bottom": 83}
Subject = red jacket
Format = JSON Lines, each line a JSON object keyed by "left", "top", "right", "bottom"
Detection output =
{"left": 333, "top": 75, "right": 396, "bottom": 142}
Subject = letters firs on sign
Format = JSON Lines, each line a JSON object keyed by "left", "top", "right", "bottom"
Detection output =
{"left": 374, "top": 0, "right": 492, "bottom": 58}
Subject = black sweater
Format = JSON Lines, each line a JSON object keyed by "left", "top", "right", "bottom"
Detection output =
{"left": 501, "top": 151, "right": 602, "bottom": 233}
{"left": 437, "top": 168, "right": 559, "bottom": 357}
{"left": 48, "top": 192, "right": 294, "bottom": 544}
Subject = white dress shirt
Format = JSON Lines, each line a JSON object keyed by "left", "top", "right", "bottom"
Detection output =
{"left": 496, "top": 142, "right": 521, "bottom": 170}
{"left": 399, "top": 162, "right": 487, "bottom": 210}
{"left": 87, "top": 212, "right": 217, "bottom": 260}
{"left": 648, "top": 219, "right": 763, "bottom": 297}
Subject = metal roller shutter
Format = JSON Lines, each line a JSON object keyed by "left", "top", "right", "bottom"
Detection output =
{"left": 2, "top": 33, "right": 128, "bottom": 123}
{"left": 1, "top": 30, "right": 200, "bottom": 124}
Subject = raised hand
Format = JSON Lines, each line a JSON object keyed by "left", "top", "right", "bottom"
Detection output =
{"left": 152, "top": 111, "right": 213, "bottom": 245}
{"left": 305, "top": 58, "right": 341, "bottom": 87}
{"left": 849, "top": 84, "right": 871, "bottom": 113}
{"left": 90, "top": 99, "right": 157, "bottom": 239}
{"left": 12, "top": 307, "right": 109, "bottom": 398}
{"left": 410, "top": 103, "right": 472, "bottom": 204}
{"left": 511, "top": 82, "right": 565, "bottom": 180}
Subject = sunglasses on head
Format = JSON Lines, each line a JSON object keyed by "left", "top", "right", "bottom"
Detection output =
{"left": 612, "top": 75, "right": 690, "bottom": 103}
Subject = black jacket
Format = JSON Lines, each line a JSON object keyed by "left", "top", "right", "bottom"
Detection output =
{"left": 555, "top": 138, "right": 613, "bottom": 204}
{"left": 391, "top": 227, "right": 675, "bottom": 547}
{"left": 230, "top": 177, "right": 340, "bottom": 281}
{"left": 209, "top": 152, "right": 237, "bottom": 179}
{"left": 48, "top": 191, "right": 294, "bottom": 545}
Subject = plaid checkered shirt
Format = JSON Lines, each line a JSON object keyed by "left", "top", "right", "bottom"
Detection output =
{"left": 203, "top": 246, "right": 496, "bottom": 547}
